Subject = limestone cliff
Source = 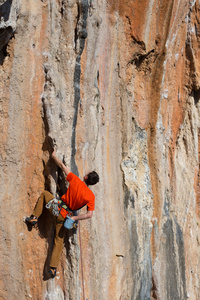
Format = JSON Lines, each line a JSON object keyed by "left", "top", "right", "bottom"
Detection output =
{"left": 1, "top": 0, "right": 200, "bottom": 299}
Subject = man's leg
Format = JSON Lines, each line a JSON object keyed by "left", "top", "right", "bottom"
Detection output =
{"left": 50, "top": 213, "right": 65, "bottom": 270}
{"left": 33, "top": 191, "right": 54, "bottom": 217}
{"left": 26, "top": 191, "right": 54, "bottom": 224}
{"left": 27, "top": 192, "right": 65, "bottom": 276}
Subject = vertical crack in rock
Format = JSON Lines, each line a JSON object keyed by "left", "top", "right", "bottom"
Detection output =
{"left": 193, "top": 89, "right": 200, "bottom": 106}
{"left": 187, "top": 2, "right": 200, "bottom": 224}
{"left": 185, "top": 3, "right": 200, "bottom": 92}
{"left": 71, "top": 0, "right": 88, "bottom": 175}
{"left": 71, "top": 54, "right": 81, "bottom": 176}
{"left": 92, "top": 70, "right": 101, "bottom": 160}
{"left": 186, "top": 7, "right": 197, "bottom": 89}
{"left": 60, "top": 0, "right": 65, "bottom": 17}
{"left": 42, "top": 64, "right": 67, "bottom": 197}
{"left": 41, "top": 94, "right": 52, "bottom": 192}
{"left": 40, "top": 66, "right": 61, "bottom": 283}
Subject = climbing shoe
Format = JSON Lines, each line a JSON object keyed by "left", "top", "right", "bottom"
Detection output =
{"left": 25, "top": 215, "right": 38, "bottom": 225}
{"left": 49, "top": 267, "right": 57, "bottom": 278}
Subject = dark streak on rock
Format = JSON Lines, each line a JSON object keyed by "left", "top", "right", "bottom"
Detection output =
{"left": 124, "top": 185, "right": 135, "bottom": 210}
{"left": 175, "top": 220, "right": 187, "bottom": 300}
{"left": 162, "top": 218, "right": 187, "bottom": 300}
{"left": 71, "top": 0, "right": 88, "bottom": 175}
{"left": 0, "top": 26, "right": 14, "bottom": 65}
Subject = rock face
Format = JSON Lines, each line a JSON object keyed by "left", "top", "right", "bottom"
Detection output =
{"left": 1, "top": 0, "right": 200, "bottom": 299}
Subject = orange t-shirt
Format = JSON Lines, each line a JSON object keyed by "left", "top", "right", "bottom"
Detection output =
{"left": 61, "top": 172, "right": 95, "bottom": 211}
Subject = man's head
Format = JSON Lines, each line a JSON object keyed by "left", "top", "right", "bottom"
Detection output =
{"left": 84, "top": 171, "right": 99, "bottom": 186}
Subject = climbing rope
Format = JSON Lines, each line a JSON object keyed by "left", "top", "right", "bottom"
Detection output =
{"left": 78, "top": 221, "right": 86, "bottom": 300}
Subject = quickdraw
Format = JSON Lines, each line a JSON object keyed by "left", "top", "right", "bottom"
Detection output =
{"left": 46, "top": 198, "right": 60, "bottom": 217}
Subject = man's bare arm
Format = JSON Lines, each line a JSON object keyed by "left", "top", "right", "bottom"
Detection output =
{"left": 51, "top": 149, "right": 71, "bottom": 176}
{"left": 71, "top": 211, "right": 93, "bottom": 221}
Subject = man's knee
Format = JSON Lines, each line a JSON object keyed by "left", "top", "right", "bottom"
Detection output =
{"left": 41, "top": 191, "right": 54, "bottom": 204}
{"left": 54, "top": 235, "right": 64, "bottom": 250}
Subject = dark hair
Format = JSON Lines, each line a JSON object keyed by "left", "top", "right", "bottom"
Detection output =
{"left": 85, "top": 171, "right": 99, "bottom": 186}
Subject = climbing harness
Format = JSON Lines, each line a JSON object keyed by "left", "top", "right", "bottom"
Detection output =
{"left": 46, "top": 198, "right": 72, "bottom": 218}
{"left": 46, "top": 199, "right": 77, "bottom": 228}
{"left": 59, "top": 201, "right": 73, "bottom": 219}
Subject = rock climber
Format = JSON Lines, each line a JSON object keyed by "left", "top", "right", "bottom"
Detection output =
{"left": 26, "top": 148, "right": 99, "bottom": 278}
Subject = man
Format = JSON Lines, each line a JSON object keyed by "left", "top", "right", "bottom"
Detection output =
{"left": 26, "top": 148, "right": 99, "bottom": 278}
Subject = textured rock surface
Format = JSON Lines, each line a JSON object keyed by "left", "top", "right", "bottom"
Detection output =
{"left": 1, "top": 0, "right": 200, "bottom": 299}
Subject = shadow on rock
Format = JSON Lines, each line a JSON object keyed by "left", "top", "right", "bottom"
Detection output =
{"left": 24, "top": 206, "right": 56, "bottom": 281}
{"left": 37, "top": 208, "right": 56, "bottom": 281}
{"left": 0, "top": 0, "right": 13, "bottom": 22}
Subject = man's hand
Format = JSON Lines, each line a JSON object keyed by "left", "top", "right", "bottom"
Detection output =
{"left": 71, "top": 211, "right": 93, "bottom": 221}
{"left": 51, "top": 148, "right": 71, "bottom": 176}
{"left": 51, "top": 148, "right": 56, "bottom": 158}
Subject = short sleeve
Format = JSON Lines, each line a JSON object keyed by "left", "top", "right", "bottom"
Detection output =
{"left": 66, "top": 172, "right": 73, "bottom": 182}
{"left": 87, "top": 195, "right": 95, "bottom": 211}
